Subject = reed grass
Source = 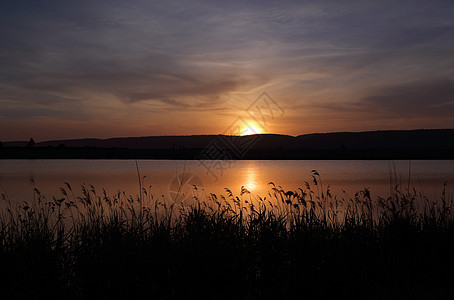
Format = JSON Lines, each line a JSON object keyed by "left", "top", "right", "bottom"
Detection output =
{"left": 0, "top": 172, "right": 453, "bottom": 299}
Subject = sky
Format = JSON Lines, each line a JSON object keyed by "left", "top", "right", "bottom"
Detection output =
{"left": 0, "top": 0, "right": 453, "bottom": 141}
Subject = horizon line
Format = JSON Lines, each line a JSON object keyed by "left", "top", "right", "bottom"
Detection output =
{"left": 2, "top": 128, "right": 454, "bottom": 143}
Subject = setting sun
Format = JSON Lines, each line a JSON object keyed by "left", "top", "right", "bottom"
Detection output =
{"left": 241, "top": 124, "right": 262, "bottom": 136}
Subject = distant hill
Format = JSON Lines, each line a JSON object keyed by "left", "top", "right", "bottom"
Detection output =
{"left": 4, "top": 129, "right": 453, "bottom": 150}
{"left": 2, "top": 129, "right": 453, "bottom": 159}
{"left": 294, "top": 129, "right": 454, "bottom": 150}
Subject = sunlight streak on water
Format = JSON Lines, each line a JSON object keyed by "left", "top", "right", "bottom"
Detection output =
{"left": 243, "top": 165, "right": 258, "bottom": 192}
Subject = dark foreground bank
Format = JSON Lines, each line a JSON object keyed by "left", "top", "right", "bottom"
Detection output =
{"left": 1, "top": 146, "right": 453, "bottom": 159}
{"left": 2, "top": 129, "right": 454, "bottom": 159}
{"left": 1, "top": 179, "right": 454, "bottom": 299}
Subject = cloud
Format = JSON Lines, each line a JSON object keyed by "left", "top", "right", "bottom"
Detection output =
{"left": 360, "top": 78, "right": 454, "bottom": 117}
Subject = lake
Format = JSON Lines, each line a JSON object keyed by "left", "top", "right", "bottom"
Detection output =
{"left": 0, "top": 160, "right": 453, "bottom": 206}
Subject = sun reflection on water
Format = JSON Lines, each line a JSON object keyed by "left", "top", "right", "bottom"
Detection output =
{"left": 243, "top": 166, "right": 258, "bottom": 191}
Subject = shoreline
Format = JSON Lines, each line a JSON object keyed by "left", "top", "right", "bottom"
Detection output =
{"left": 1, "top": 147, "right": 454, "bottom": 159}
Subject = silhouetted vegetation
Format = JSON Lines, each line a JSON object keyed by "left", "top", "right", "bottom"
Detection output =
{"left": 0, "top": 173, "right": 453, "bottom": 299}
{"left": 27, "top": 137, "right": 35, "bottom": 147}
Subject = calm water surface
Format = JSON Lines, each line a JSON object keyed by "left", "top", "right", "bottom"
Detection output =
{"left": 0, "top": 160, "right": 453, "bottom": 204}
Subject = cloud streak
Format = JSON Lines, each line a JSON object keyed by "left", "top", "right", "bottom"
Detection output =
{"left": 360, "top": 78, "right": 454, "bottom": 117}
